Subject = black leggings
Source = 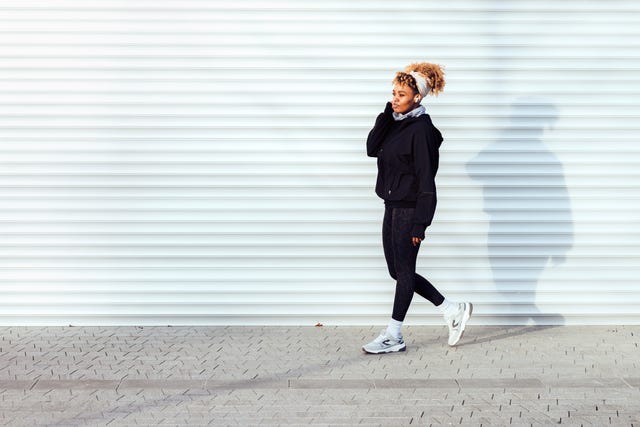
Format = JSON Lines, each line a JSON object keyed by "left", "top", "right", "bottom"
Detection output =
{"left": 383, "top": 206, "right": 445, "bottom": 321}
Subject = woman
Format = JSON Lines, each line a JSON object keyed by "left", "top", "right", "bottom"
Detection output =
{"left": 363, "top": 62, "right": 473, "bottom": 354}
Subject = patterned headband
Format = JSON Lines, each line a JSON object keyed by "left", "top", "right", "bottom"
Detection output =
{"left": 408, "top": 71, "right": 431, "bottom": 98}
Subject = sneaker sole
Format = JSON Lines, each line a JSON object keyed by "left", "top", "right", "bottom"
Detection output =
{"left": 362, "top": 344, "right": 406, "bottom": 354}
{"left": 449, "top": 303, "right": 473, "bottom": 346}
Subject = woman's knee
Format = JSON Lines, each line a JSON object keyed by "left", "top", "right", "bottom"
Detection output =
{"left": 395, "top": 270, "right": 415, "bottom": 282}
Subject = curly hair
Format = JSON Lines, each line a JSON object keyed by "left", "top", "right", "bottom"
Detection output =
{"left": 392, "top": 61, "right": 446, "bottom": 97}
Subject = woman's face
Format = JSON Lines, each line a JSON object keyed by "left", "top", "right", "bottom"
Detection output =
{"left": 391, "top": 84, "right": 419, "bottom": 114}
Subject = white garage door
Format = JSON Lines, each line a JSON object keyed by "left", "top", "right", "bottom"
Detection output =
{"left": 1, "top": 1, "right": 639, "bottom": 325}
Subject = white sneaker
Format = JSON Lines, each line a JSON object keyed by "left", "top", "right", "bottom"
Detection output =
{"left": 362, "top": 329, "right": 406, "bottom": 354}
{"left": 444, "top": 302, "right": 473, "bottom": 346}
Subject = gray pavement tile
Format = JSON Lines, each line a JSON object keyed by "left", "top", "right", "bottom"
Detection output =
{"left": 288, "top": 378, "right": 375, "bottom": 389}
{"left": 32, "top": 379, "right": 119, "bottom": 390}
{"left": 373, "top": 378, "right": 458, "bottom": 389}
{"left": 456, "top": 378, "right": 544, "bottom": 388}
{"left": 552, "top": 378, "right": 633, "bottom": 388}
{"left": 624, "top": 377, "right": 640, "bottom": 387}
{"left": 0, "top": 380, "right": 34, "bottom": 390}
{"left": 204, "top": 379, "right": 287, "bottom": 389}
{"left": 119, "top": 379, "right": 205, "bottom": 389}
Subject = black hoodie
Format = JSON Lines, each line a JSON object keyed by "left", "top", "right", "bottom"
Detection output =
{"left": 366, "top": 102, "right": 443, "bottom": 239}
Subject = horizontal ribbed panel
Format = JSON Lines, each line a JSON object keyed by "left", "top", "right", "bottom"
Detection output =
{"left": 1, "top": 0, "right": 639, "bottom": 325}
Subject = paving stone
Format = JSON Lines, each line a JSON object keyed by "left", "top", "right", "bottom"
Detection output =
{"left": 0, "top": 326, "right": 639, "bottom": 425}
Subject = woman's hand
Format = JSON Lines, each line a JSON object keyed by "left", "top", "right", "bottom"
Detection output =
{"left": 411, "top": 237, "right": 422, "bottom": 246}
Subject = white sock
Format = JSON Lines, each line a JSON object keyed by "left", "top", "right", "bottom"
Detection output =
{"left": 437, "top": 298, "right": 458, "bottom": 316}
{"left": 386, "top": 318, "right": 403, "bottom": 339}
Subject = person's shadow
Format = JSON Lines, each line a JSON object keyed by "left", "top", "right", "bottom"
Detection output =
{"left": 466, "top": 97, "right": 573, "bottom": 327}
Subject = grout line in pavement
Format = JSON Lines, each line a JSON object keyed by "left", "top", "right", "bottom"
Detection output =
{"left": 2, "top": 377, "right": 640, "bottom": 390}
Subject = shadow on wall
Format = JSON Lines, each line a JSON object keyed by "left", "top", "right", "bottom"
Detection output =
{"left": 466, "top": 97, "right": 573, "bottom": 325}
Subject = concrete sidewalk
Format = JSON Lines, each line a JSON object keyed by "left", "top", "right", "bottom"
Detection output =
{"left": 0, "top": 325, "right": 639, "bottom": 426}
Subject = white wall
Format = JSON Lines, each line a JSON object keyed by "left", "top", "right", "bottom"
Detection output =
{"left": 0, "top": 1, "right": 639, "bottom": 325}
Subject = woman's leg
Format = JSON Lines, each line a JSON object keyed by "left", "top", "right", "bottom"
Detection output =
{"left": 414, "top": 274, "right": 445, "bottom": 306}
{"left": 382, "top": 206, "right": 397, "bottom": 280}
{"left": 389, "top": 208, "right": 421, "bottom": 322}
{"left": 362, "top": 207, "right": 409, "bottom": 354}
{"left": 384, "top": 207, "right": 445, "bottom": 316}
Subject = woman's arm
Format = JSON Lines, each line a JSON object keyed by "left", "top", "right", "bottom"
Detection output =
{"left": 366, "top": 102, "right": 394, "bottom": 157}
{"left": 410, "top": 126, "right": 441, "bottom": 240}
